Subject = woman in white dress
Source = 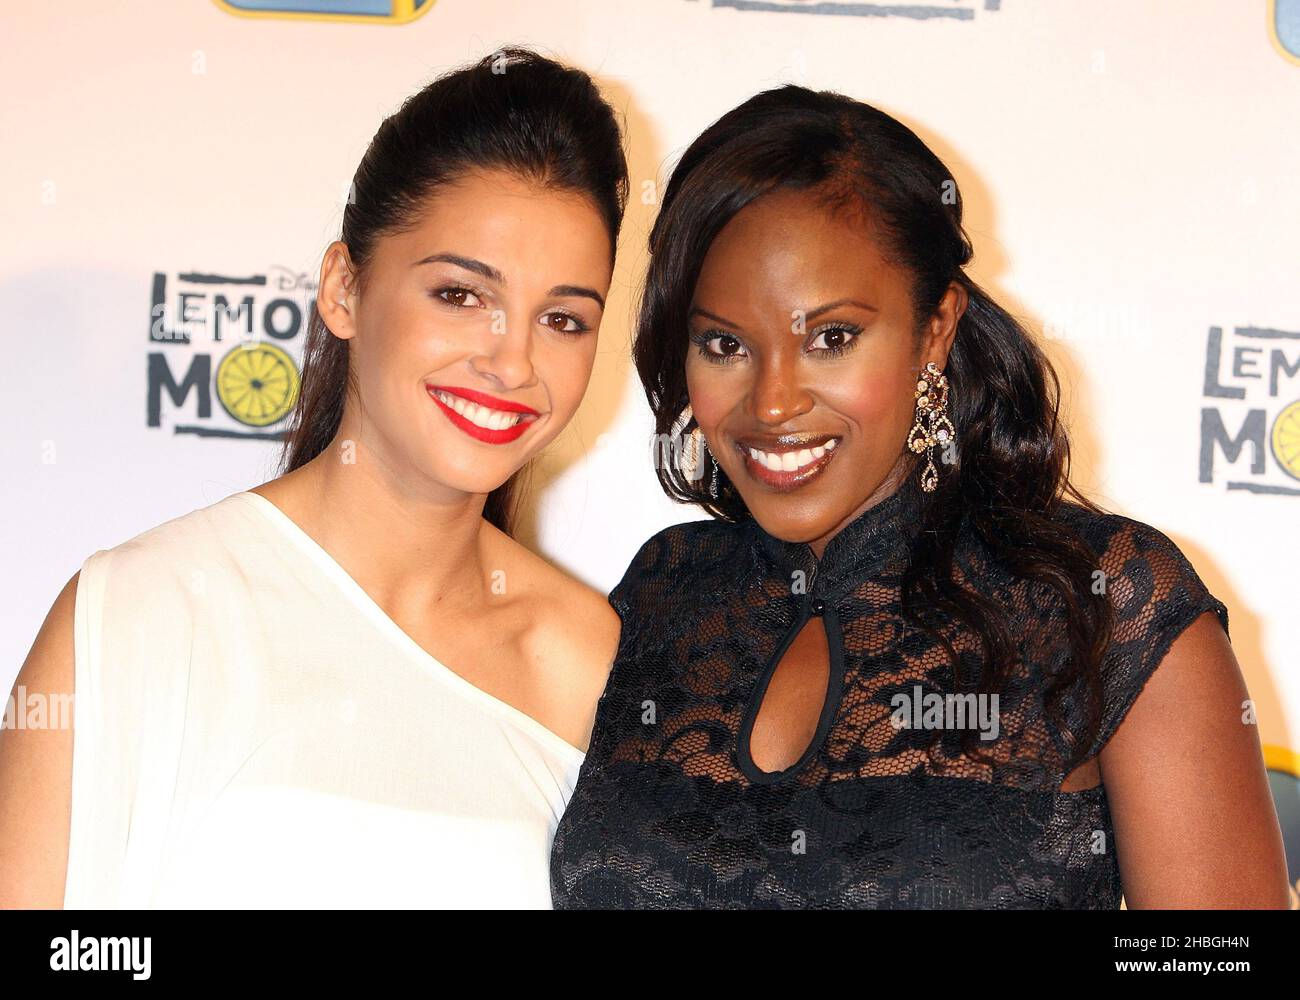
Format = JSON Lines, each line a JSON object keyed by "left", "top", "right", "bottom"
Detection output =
{"left": 0, "top": 47, "right": 628, "bottom": 908}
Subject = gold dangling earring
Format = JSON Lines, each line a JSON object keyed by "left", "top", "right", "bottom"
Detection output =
{"left": 906, "top": 361, "right": 954, "bottom": 492}
{"left": 684, "top": 425, "right": 701, "bottom": 482}
{"left": 691, "top": 421, "right": 722, "bottom": 499}
{"left": 685, "top": 426, "right": 718, "bottom": 498}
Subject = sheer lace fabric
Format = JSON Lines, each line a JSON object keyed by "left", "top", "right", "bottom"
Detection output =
{"left": 551, "top": 474, "right": 1230, "bottom": 909}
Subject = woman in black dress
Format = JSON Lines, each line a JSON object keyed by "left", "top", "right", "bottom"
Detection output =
{"left": 550, "top": 85, "right": 1290, "bottom": 908}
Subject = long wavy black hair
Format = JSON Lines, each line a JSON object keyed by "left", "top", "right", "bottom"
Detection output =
{"left": 276, "top": 47, "right": 629, "bottom": 536}
{"left": 635, "top": 85, "right": 1112, "bottom": 776}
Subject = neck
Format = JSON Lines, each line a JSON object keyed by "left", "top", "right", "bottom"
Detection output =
{"left": 807, "top": 453, "right": 918, "bottom": 560}
{"left": 266, "top": 430, "right": 495, "bottom": 621}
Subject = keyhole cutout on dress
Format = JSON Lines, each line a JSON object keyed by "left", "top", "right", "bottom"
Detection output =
{"left": 746, "top": 611, "right": 832, "bottom": 774}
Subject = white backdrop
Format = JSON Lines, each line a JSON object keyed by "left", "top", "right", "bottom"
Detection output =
{"left": 3, "top": 1, "right": 1298, "bottom": 861}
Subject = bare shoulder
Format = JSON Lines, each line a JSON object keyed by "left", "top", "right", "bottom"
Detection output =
{"left": 526, "top": 568, "right": 620, "bottom": 752}
{"left": 21, "top": 570, "right": 79, "bottom": 679}
{"left": 0, "top": 569, "right": 80, "bottom": 908}
{"left": 531, "top": 566, "right": 621, "bottom": 678}
{"left": 482, "top": 524, "right": 619, "bottom": 675}
{"left": 9, "top": 571, "right": 79, "bottom": 707}
{"left": 480, "top": 524, "right": 619, "bottom": 750}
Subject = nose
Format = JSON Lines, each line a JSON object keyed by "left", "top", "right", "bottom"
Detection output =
{"left": 469, "top": 311, "right": 537, "bottom": 391}
{"left": 747, "top": 356, "right": 814, "bottom": 426}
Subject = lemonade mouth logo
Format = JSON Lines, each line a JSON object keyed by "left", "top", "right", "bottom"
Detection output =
{"left": 212, "top": 0, "right": 435, "bottom": 24}
{"left": 691, "top": 0, "right": 1001, "bottom": 18}
{"left": 148, "top": 267, "right": 312, "bottom": 441}
{"left": 1201, "top": 324, "right": 1300, "bottom": 495}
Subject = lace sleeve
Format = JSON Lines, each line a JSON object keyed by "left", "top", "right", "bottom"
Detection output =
{"left": 1084, "top": 514, "right": 1231, "bottom": 760}
{"left": 588, "top": 519, "right": 713, "bottom": 760}
{"left": 607, "top": 524, "right": 689, "bottom": 626}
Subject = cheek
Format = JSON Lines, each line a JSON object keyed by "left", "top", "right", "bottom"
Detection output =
{"left": 358, "top": 301, "right": 467, "bottom": 399}
{"left": 684, "top": 360, "right": 736, "bottom": 429}
{"left": 824, "top": 369, "right": 910, "bottom": 428}
{"left": 356, "top": 300, "right": 424, "bottom": 374}
{"left": 554, "top": 337, "right": 598, "bottom": 401}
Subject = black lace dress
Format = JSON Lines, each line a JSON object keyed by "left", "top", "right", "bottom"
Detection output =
{"left": 550, "top": 474, "right": 1231, "bottom": 909}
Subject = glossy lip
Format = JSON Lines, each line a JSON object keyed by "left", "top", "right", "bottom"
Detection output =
{"left": 426, "top": 384, "right": 542, "bottom": 445}
{"left": 732, "top": 432, "right": 841, "bottom": 493}
{"left": 427, "top": 385, "right": 540, "bottom": 415}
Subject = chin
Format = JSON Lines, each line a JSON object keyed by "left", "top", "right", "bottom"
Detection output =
{"left": 744, "top": 502, "right": 834, "bottom": 545}
{"left": 413, "top": 452, "right": 511, "bottom": 496}
{"left": 446, "top": 468, "right": 517, "bottom": 496}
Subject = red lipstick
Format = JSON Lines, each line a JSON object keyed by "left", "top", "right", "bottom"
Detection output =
{"left": 426, "top": 384, "right": 541, "bottom": 445}
{"left": 428, "top": 386, "right": 540, "bottom": 415}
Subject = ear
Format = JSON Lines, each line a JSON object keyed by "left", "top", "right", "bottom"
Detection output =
{"left": 920, "top": 280, "right": 966, "bottom": 369}
{"left": 318, "top": 240, "right": 359, "bottom": 341}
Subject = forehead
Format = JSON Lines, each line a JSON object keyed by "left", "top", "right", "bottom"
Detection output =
{"left": 693, "top": 187, "right": 906, "bottom": 314}
{"left": 379, "top": 168, "right": 613, "bottom": 287}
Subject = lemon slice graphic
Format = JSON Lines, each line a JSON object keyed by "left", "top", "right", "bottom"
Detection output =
{"left": 1271, "top": 398, "right": 1300, "bottom": 482}
{"left": 216, "top": 342, "right": 300, "bottom": 427}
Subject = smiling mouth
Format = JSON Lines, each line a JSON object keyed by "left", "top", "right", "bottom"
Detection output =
{"left": 426, "top": 385, "right": 542, "bottom": 445}
{"left": 733, "top": 435, "right": 841, "bottom": 492}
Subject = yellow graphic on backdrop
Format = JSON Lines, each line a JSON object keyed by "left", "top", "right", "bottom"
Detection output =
{"left": 216, "top": 342, "right": 300, "bottom": 427}
{"left": 1271, "top": 399, "right": 1300, "bottom": 480}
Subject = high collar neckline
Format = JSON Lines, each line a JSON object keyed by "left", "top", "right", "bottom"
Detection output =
{"left": 750, "top": 469, "right": 924, "bottom": 597}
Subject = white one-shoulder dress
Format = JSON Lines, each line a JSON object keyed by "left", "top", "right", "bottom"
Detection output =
{"left": 64, "top": 491, "right": 586, "bottom": 909}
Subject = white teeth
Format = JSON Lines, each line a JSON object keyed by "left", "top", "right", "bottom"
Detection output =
{"left": 747, "top": 439, "right": 838, "bottom": 472}
{"left": 432, "top": 390, "right": 525, "bottom": 431}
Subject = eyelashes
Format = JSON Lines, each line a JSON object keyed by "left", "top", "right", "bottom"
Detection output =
{"left": 429, "top": 284, "right": 591, "bottom": 336}
{"left": 432, "top": 283, "right": 487, "bottom": 310}
{"left": 688, "top": 322, "right": 863, "bottom": 364}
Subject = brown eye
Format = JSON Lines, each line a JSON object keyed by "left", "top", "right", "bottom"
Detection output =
{"left": 543, "top": 311, "right": 588, "bottom": 335}
{"left": 689, "top": 330, "right": 748, "bottom": 364}
{"left": 434, "top": 285, "right": 484, "bottom": 309}
{"left": 808, "top": 323, "right": 861, "bottom": 356}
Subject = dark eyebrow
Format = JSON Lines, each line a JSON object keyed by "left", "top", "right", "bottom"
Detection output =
{"left": 689, "top": 299, "right": 878, "bottom": 329}
{"left": 804, "top": 298, "right": 878, "bottom": 321}
{"left": 414, "top": 252, "right": 503, "bottom": 284}
{"left": 688, "top": 306, "right": 741, "bottom": 328}
{"left": 548, "top": 284, "right": 606, "bottom": 310}
{"left": 414, "top": 254, "right": 605, "bottom": 310}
